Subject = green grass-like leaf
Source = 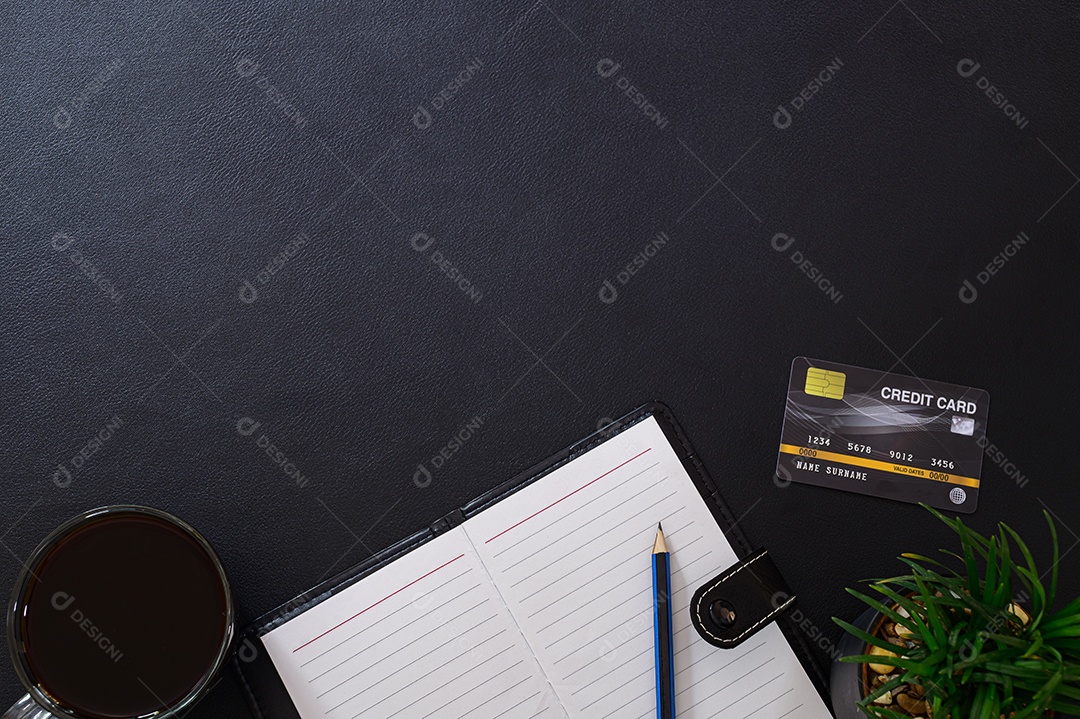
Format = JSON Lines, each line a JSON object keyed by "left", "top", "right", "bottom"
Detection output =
{"left": 835, "top": 505, "right": 1080, "bottom": 719}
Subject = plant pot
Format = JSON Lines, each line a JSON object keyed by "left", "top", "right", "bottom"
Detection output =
{"left": 831, "top": 607, "right": 1059, "bottom": 719}
{"left": 831, "top": 606, "right": 879, "bottom": 719}
{"left": 832, "top": 606, "right": 933, "bottom": 718}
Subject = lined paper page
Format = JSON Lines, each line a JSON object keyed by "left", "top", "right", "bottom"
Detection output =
{"left": 261, "top": 526, "right": 566, "bottom": 719}
{"left": 464, "top": 416, "right": 832, "bottom": 719}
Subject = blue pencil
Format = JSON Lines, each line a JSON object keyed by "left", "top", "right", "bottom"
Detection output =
{"left": 653, "top": 523, "right": 676, "bottom": 719}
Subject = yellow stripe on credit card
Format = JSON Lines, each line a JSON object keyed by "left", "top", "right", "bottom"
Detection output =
{"left": 778, "top": 444, "right": 981, "bottom": 488}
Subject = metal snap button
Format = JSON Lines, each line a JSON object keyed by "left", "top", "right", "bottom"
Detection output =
{"left": 709, "top": 599, "right": 737, "bottom": 628}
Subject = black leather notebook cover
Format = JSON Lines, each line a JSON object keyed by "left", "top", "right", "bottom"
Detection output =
{"left": 232, "top": 402, "right": 832, "bottom": 718}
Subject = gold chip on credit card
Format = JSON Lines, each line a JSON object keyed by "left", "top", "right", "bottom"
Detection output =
{"left": 804, "top": 367, "right": 846, "bottom": 399}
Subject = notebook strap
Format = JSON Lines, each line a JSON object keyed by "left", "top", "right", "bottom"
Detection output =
{"left": 689, "top": 548, "right": 796, "bottom": 648}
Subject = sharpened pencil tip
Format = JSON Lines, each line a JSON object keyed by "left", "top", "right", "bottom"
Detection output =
{"left": 653, "top": 524, "right": 668, "bottom": 554}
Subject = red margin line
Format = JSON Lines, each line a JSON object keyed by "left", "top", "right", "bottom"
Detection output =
{"left": 292, "top": 553, "right": 465, "bottom": 652}
{"left": 484, "top": 447, "right": 652, "bottom": 544}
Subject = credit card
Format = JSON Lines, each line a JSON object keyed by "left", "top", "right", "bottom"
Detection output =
{"left": 775, "top": 357, "right": 989, "bottom": 513}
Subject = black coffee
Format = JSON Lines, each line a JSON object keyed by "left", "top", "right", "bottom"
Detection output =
{"left": 20, "top": 513, "right": 229, "bottom": 718}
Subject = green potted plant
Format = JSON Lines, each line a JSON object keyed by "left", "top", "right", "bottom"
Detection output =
{"left": 831, "top": 505, "right": 1080, "bottom": 718}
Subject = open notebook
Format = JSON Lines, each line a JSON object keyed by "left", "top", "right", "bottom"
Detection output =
{"left": 241, "top": 407, "right": 833, "bottom": 719}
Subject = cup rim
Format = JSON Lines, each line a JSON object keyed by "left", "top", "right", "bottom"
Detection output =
{"left": 6, "top": 505, "right": 235, "bottom": 719}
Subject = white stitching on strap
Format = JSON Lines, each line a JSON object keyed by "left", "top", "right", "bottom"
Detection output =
{"left": 692, "top": 550, "right": 795, "bottom": 644}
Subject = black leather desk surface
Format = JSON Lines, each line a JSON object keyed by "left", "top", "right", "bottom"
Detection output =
{"left": 3, "top": 2, "right": 1079, "bottom": 716}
